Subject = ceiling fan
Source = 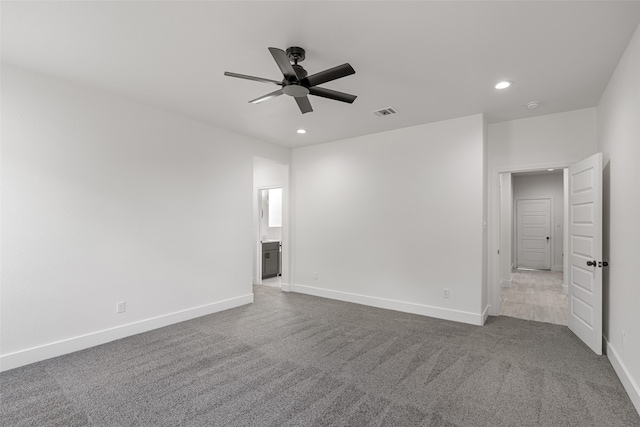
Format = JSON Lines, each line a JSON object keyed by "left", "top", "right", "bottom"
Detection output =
{"left": 224, "top": 47, "right": 356, "bottom": 114}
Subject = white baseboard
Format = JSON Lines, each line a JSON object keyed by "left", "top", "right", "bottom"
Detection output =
{"left": 500, "top": 279, "right": 512, "bottom": 288}
{"left": 0, "top": 294, "right": 253, "bottom": 373}
{"left": 552, "top": 265, "right": 564, "bottom": 272}
{"left": 607, "top": 340, "right": 640, "bottom": 416}
{"left": 280, "top": 282, "right": 291, "bottom": 292}
{"left": 291, "top": 284, "right": 484, "bottom": 326}
{"left": 481, "top": 305, "right": 490, "bottom": 325}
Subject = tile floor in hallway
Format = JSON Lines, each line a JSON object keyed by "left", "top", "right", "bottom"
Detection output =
{"left": 258, "top": 276, "right": 281, "bottom": 287}
{"left": 500, "top": 269, "right": 568, "bottom": 326}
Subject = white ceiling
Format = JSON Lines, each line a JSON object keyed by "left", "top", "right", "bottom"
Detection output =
{"left": 2, "top": 1, "right": 639, "bottom": 148}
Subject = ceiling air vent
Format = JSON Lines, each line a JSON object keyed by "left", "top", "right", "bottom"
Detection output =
{"left": 372, "top": 107, "right": 398, "bottom": 117}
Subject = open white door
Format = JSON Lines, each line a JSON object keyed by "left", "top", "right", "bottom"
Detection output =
{"left": 568, "top": 153, "right": 603, "bottom": 355}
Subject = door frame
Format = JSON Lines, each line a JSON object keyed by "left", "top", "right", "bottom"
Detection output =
{"left": 488, "top": 161, "right": 570, "bottom": 317}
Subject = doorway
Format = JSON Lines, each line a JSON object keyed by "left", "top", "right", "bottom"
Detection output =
{"left": 498, "top": 169, "right": 568, "bottom": 325}
{"left": 490, "top": 153, "right": 605, "bottom": 354}
{"left": 253, "top": 156, "right": 289, "bottom": 290}
{"left": 259, "top": 188, "right": 282, "bottom": 288}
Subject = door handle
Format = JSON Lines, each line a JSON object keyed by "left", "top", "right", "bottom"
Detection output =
{"left": 546, "top": 237, "right": 550, "bottom": 241}
{"left": 587, "top": 260, "right": 609, "bottom": 267}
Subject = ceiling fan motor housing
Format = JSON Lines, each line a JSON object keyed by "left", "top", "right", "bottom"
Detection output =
{"left": 286, "top": 46, "right": 306, "bottom": 64}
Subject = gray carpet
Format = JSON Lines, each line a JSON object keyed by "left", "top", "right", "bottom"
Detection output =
{"left": 1, "top": 285, "right": 638, "bottom": 426}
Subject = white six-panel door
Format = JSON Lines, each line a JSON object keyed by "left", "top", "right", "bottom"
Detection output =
{"left": 516, "top": 199, "right": 551, "bottom": 270}
{"left": 568, "top": 153, "right": 603, "bottom": 355}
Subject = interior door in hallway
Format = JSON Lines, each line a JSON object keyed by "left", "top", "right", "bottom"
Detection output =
{"left": 568, "top": 152, "right": 603, "bottom": 355}
{"left": 516, "top": 198, "right": 551, "bottom": 270}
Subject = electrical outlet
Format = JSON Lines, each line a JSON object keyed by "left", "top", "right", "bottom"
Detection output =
{"left": 313, "top": 272, "right": 318, "bottom": 280}
{"left": 116, "top": 301, "right": 125, "bottom": 314}
{"left": 443, "top": 288, "right": 449, "bottom": 298}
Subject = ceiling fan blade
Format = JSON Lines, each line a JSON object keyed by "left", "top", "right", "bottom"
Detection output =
{"left": 268, "top": 47, "right": 297, "bottom": 81}
{"left": 224, "top": 72, "right": 282, "bottom": 85}
{"left": 305, "top": 63, "right": 355, "bottom": 87}
{"left": 248, "top": 89, "right": 284, "bottom": 104}
{"left": 295, "top": 96, "right": 313, "bottom": 114}
{"left": 309, "top": 87, "right": 357, "bottom": 104}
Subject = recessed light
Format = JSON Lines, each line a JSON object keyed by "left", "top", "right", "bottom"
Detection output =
{"left": 495, "top": 81, "right": 512, "bottom": 89}
{"left": 297, "top": 129, "right": 306, "bottom": 134}
{"left": 548, "top": 169, "right": 555, "bottom": 172}
{"left": 526, "top": 101, "right": 540, "bottom": 109}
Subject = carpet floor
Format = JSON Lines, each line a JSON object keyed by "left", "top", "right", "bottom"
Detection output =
{"left": 1, "top": 285, "right": 638, "bottom": 426}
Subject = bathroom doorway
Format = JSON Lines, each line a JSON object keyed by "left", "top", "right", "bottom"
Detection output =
{"left": 258, "top": 187, "right": 282, "bottom": 287}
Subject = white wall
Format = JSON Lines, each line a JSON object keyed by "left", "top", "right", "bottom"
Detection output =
{"left": 597, "top": 23, "right": 640, "bottom": 413}
{"left": 254, "top": 157, "right": 289, "bottom": 191}
{"left": 487, "top": 108, "right": 598, "bottom": 315}
{"left": 0, "top": 65, "right": 290, "bottom": 371}
{"left": 512, "top": 172, "right": 564, "bottom": 271}
{"left": 292, "top": 114, "right": 485, "bottom": 325}
{"left": 488, "top": 108, "right": 598, "bottom": 169}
